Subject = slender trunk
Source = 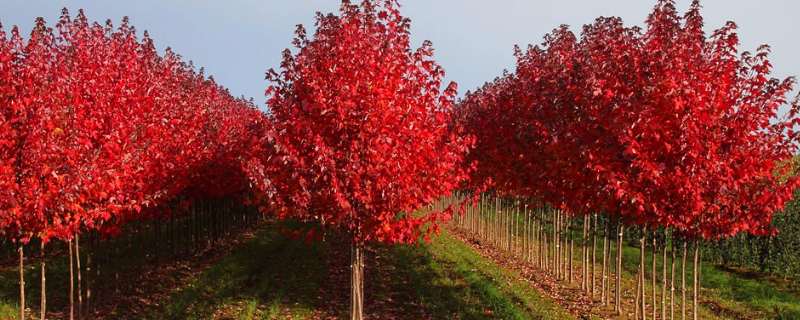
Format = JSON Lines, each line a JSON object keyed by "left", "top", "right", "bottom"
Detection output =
{"left": 557, "top": 210, "right": 562, "bottom": 279}
{"left": 582, "top": 217, "right": 588, "bottom": 291}
{"left": 682, "top": 242, "right": 687, "bottom": 320}
{"left": 553, "top": 211, "right": 558, "bottom": 276}
{"left": 641, "top": 231, "right": 647, "bottom": 320}
{"left": 76, "top": 235, "right": 82, "bottom": 319}
{"left": 41, "top": 242, "right": 46, "bottom": 320}
{"left": 350, "top": 242, "right": 364, "bottom": 320}
{"left": 69, "top": 239, "right": 74, "bottom": 320}
{"left": 19, "top": 245, "right": 24, "bottom": 320}
{"left": 516, "top": 206, "right": 521, "bottom": 254}
{"left": 560, "top": 211, "right": 565, "bottom": 279}
{"left": 591, "top": 213, "right": 597, "bottom": 296}
{"left": 663, "top": 230, "right": 668, "bottom": 320}
{"left": 602, "top": 219, "right": 609, "bottom": 305}
{"left": 523, "top": 207, "right": 528, "bottom": 261}
{"left": 616, "top": 223, "right": 624, "bottom": 315}
{"left": 693, "top": 242, "right": 700, "bottom": 320}
{"left": 495, "top": 197, "right": 500, "bottom": 247}
{"left": 635, "top": 236, "right": 642, "bottom": 320}
{"left": 569, "top": 216, "right": 574, "bottom": 284}
{"left": 653, "top": 234, "right": 657, "bottom": 320}
{"left": 671, "top": 234, "right": 676, "bottom": 320}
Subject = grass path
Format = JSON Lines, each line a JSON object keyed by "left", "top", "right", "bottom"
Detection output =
{"left": 154, "top": 223, "right": 576, "bottom": 319}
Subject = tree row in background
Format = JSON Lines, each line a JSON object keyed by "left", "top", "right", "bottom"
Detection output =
{"left": 454, "top": 1, "right": 800, "bottom": 319}
{"left": 0, "top": 9, "right": 267, "bottom": 320}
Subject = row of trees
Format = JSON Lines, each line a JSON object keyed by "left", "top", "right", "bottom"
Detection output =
{"left": 455, "top": 1, "right": 800, "bottom": 319}
{"left": 0, "top": 9, "right": 266, "bottom": 319}
{"left": 2, "top": 2, "right": 471, "bottom": 320}
{"left": 9, "top": 1, "right": 797, "bottom": 320}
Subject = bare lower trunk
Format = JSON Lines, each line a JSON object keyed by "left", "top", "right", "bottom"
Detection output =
{"left": 569, "top": 216, "right": 574, "bottom": 283}
{"left": 523, "top": 207, "right": 529, "bottom": 260}
{"left": 351, "top": 242, "right": 364, "bottom": 320}
{"left": 601, "top": 221, "right": 608, "bottom": 305}
{"left": 591, "top": 214, "right": 597, "bottom": 296}
{"left": 19, "top": 245, "right": 24, "bottom": 320}
{"left": 662, "top": 230, "right": 668, "bottom": 320}
{"left": 635, "top": 236, "right": 641, "bottom": 320}
{"left": 682, "top": 242, "right": 687, "bottom": 320}
{"left": 41, "top": 242, "right": 46, "bottom": 320}
{"left": 671, "top": 235, "right": 676, "bottom": 320}
{"left": 69, "top": 240, "right": 74, "bottom": 320}
{"left": 76, "top": 235, "right": 82, "bottom": 320}
{"left": 582, "top": 217, "right": 588, "bottom": 292}
{"left": 652, "top": 235, "right": 657, "bottom": 320}
{"left": 616, "top": 223, "right": 624, "bottom": 315}
{"left": 555, "top": 210, "right": 560, "bottom": 278}
{"left": 693, "top": 242, "right": 699, "bottom": 320}
{"left": 641, "top": 232, "right": 647, "bottom": 320}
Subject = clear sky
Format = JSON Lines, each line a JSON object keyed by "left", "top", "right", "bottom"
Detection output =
{"left": 2, "top": 1, "right": 798, "bottom": 109}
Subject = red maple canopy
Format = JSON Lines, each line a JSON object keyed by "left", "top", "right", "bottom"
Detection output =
{"left": 260, "top": 0, "right": 471, "bottom": 244}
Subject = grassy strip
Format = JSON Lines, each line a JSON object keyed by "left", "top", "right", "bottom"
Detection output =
{"left": 394, "top": 231, "right": 577, "bottom": 320}
{"left": 612, "top": 237, "right": 800, "bottom": 319}
{"left": 461, "top": 209, "right": 800, "bottom": 319}
{"left": 153, "top": 225, "right": 327, "bottom": 320}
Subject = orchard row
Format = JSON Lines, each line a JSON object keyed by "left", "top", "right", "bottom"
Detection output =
{"left": 454, "top": 1, "right": 800, "bottom": 319}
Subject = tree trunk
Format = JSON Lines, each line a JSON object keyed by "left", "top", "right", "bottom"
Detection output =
{"left": 662, "top": 230, "right": 668, "bottom": 320}
{"left": 641, "top": 232, "right": 647, "bottom": 320}
{"left": 554, "top": 211, "right": 558, "bottom": 276}
{"left": 582, "top": 217, "right": 588, "bottom": 292}
{"left": 616, "top": 223, "right": 624, "bottom": 315}
{"left": 591, "top": 213, "right": 597, "bottom": 297}
{"left": 76, "top": 235, "right": 82, "bottom": 319}
{"left": 635, "top": 237, "right": 641, "bottom": 320}
{"left": 69, "top": 239, "right": 74, "bottom": 320}
{"left": 350, "top": 242, "right": 365, "bottom": 320}
{"left": 41, "top": 242, "right": 46, "bottom": 320}
{"left": 19, "top": 245, "right": 24, "bottom": 320}
{"left": 569, "top": 216, "right": 574, "bottom": 284}
{"left": 682, "top": 241, "right": 687, "bottom": 320}
{"left": 693, "top": 242, "right": 700, "bottom": 320}
{"left": 524, "top": 207, "right": 529, "bottom": 261}
{"left": 671, "top": 235, "right": 676, "bottom": 320}
{"left": 602, "top": 219, "right": 609, "bottom": 306}
{"left": 652, "top": 234, "right": 657, "bottom": 320}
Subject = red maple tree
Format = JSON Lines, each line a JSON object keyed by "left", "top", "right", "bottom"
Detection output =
{"left": 255, "top": 1, "right": 470, "bottom": 318}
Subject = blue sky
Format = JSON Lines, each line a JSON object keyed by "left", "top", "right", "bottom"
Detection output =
{"left": 2, "top": 1, "right": 798, "bottom": 109}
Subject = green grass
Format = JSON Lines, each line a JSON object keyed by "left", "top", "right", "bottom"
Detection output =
{"left": 460, "top": 207, "right": 800, "bottom": 319}
{"left": 4, "top": 211, "right": 798, "bottom": 320}
{"left": 153, "top": 224, "right": 327, "bottom": 320}
{"left": 148, "top": 222, "right": 577, "bottom": 319}
{"left": 611, "top": 237, "right": 800, "bottom": 319}
{"left": 394, "top": 231, "right": 577, "bottom": 320}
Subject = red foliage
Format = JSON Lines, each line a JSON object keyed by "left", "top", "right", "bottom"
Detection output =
{"left": 254, "top": 0, "right": 471, "bottom": 244}
{"left": 0, "top": 9, "right": 264, "bottom": 243}
{"left": 458, "top": 0, "right": 800, "bottom": 240}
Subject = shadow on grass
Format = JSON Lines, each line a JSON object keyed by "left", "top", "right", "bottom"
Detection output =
{"left": 0, "top": 248, "right": 72, "bottom": 319}
{"left": 155, "top": 223, "right": 327, "bottom": 320}
{"left": 391, "top": 233, "right": 575, "bottom": 320}
{"left": 392, "top": 244, "right": 503, "bottom": 320}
